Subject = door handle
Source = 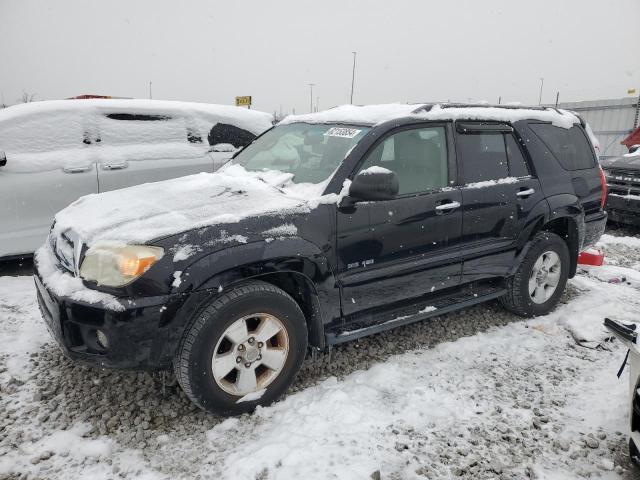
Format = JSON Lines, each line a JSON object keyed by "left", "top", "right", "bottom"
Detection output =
{"left": 435, "top": 200, "right": 461, "bottom": 213}
{"left": 63, "top": 165, "right": 92, "bottom": 173}
{"left": 101, "top": 162, "right": 128, "bottom": 171}
{"left": 516, "top": 188, "right": 535, "bottom": 198}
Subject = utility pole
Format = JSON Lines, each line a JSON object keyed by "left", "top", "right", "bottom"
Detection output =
{"left": 316, "top": 96, "right": 319, "bottom": 112}
{"left": 538, "top": 77, "right": 544, "bottom": 105}
{"left": 498, "top": 96, "right": 501, "bottom": 105}
{"left": 350, "top": 51, "right": 357, "bottom": 104}
{"left": 149, "top": 81, "right": 153, "bottom": 100}
{"left": 555, "top": 91, "right": 560, "bottom": 108}
{"left": 308, "top": 83, "right": 315, "bottom": 113}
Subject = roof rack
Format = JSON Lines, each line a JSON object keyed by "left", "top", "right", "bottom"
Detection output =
{"left": 411, "top": 103, "right": 552, "bottom": 114}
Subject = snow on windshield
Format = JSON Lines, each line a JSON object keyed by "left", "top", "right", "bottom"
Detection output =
{"left": 230, "top": 122, "right": 369, "bottom": 185}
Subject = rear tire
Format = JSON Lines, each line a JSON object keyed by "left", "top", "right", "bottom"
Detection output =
{"left": 500, "top": 231, "right": 569, "bottom": 317}
{"left": 174, "top": 280, "right": 307, "bottom": 415}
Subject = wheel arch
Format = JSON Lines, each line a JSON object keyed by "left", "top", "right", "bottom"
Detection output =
{"left": 175, "top": 239, "right": 336, "bottom": 350}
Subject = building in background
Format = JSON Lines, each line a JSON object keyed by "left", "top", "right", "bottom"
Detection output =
{"left": 556, "top": 97, "right": 640, "bottom": 158}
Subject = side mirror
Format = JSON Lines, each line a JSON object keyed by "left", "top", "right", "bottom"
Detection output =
{"left": 630, "top": 144, "right": 640, "bottom": 154}
{"left": 347, "top": 167, "right": 399, "bottom": 202}
{"left": 0, "top": 151, "right": 6, "bottom": 167}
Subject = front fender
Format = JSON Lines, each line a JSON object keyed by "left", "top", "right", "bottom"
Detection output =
{"left": 168, "top": 237, "right": 339, "bottom": 347}
{"left": 174, "top": 237, "right": 332, "bottom": 292}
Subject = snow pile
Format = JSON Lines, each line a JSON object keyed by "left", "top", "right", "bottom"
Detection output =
{"left": 262, "top": 224, "right": 298, "bottom": 237}
{"left": 598, "top": 234, "right": 640, "bottom": 249}
{"left": 359, "top": 165, "right": 393, "bottom": 175}
{"left": 281, "top": 103, "right": 580, "bottom": 129}
{"left": 464, "top": 177, "right": 519, "bottom": 189}
{"left": 49, "top": 164, "right": 339, "bottom": 248}
{"left": 172, "top": 244, "right": 200, "bottom": 262}
{"left": 280, "top": 104, "right": 418, "bottom": 126}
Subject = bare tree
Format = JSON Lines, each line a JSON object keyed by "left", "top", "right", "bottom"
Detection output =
{"left": 19, "top": 91, "right": 37, "bottom": 103}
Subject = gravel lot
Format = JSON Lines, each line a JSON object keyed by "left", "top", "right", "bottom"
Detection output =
{"left": 2, "top": 226, "right": 640, "bottom": 479}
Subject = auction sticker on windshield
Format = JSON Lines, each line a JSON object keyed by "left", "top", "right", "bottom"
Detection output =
{"left": 325, "top": 127, "right": 362, "bottom": 138}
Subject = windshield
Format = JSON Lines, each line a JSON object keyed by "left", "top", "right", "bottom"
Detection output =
{"left": 229, "top": 123, "right": 370, "bottom": 184}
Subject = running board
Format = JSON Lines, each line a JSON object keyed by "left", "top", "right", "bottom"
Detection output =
{"left": 326, "top": 288, "right": 507, "bottom": 345}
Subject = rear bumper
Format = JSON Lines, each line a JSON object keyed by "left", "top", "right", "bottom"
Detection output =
{"left": 34, "top": 269, "right": 183, "bottom": 371}
{"left": 606, "top": 194, "right": 640, "bottom": 226}
{"left": 583, "top": 210, "right": 607, "bottom": 249}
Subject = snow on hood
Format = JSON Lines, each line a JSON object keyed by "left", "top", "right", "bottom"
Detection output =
{"left": 280, "top": 103, "right": 581, "bottom": 129}
{"left": 51, "top": 165, "right": 340, "bottom": 247}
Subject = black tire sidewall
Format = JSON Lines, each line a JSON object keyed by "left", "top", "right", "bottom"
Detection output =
{"left": 185, "top": 287, "right": 307, "bottom": 415}
{"left": 517, "top": 232, "right": 570, "bottom": 316}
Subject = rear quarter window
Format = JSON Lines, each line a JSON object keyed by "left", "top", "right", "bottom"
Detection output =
{"left": 208, "top": 123, "right": 256, "bottom": 149}
{"left": 529, "top": 124, "right": 595, "bottom": 170}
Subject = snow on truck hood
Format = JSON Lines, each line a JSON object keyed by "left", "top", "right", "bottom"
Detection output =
{"left": 50, "top": 165, "right": 340, "bottom": 247}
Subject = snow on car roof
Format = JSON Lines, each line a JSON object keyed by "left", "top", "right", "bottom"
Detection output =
{"left": 280, "top": 103, "right": 581, "bottom": 129}
{"left": 0, "top": 98, "right": 273, "bottom": 134}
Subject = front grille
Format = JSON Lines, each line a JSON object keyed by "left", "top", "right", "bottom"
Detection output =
{"left": 606, "top": 168, "right": 640, "bottom": 198}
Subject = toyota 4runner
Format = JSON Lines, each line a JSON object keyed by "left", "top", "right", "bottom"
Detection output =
{"left": 34, "top": 103, "right": 608, "bottom": 415}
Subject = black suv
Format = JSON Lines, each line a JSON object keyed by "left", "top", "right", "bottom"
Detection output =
{"left": 35, "top": 103, "right": 607, "bottom": 415}
{"left": 602, "top": 145, "right": 640, "bottom": 226}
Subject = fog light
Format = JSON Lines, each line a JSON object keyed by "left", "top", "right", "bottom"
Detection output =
{"left": 96, "top": 330, "right": 109, "bottom": 349}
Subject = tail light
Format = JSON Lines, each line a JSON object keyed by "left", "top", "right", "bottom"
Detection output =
{"left": 598, "top": 166, "right": 607, "bottom": 209}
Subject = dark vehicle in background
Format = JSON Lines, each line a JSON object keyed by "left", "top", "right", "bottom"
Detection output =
{"left": 602, "top": 145, "right": 640, "bottom": 226}
{"left": 34, "top": 103, "right": 607, "bottom": 415}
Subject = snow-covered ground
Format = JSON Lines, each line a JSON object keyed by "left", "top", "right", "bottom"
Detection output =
{"left": 1, "top": 231, "right": 640, "bottom": 479}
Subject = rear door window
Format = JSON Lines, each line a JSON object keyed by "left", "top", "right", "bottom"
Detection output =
{"left": 529, "top": 124, "right": 595, "bottom": 170}
{"left": 457, "top": 132, "right": 509, "bottom": 184}
{"left": 208, "top": 124, "right": 256, "bottom": 149}
{"left": 505, "top": 134, "right": 530, "bottom": 177}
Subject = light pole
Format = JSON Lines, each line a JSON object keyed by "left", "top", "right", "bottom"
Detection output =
{"left": 350, "top": 51, "right": 357, "bottom": 104}
{"left": 308, "top": 83, "right": 315, "bottom": 113}
{"left": 149, "top": 81, "right": 153, "bottom": 100}
{"left": 538, "top": 77, "right": 544, "bottom": 105}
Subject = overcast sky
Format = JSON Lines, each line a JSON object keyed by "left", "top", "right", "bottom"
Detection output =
{"left": 1, "top": 0, "right": 638, "bottom": 115}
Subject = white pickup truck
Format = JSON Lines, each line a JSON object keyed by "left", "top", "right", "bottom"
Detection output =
{"left": 604, "top": 318, "right": 640, "bottom": 467}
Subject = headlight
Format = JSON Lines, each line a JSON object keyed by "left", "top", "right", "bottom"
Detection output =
{"left": 79, "top": 244, "right": 164, "bottom": 287}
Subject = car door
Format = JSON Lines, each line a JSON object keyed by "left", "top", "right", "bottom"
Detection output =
{"left": 95, "top": 112, "right": 214, "bottom": 192}
{"left": 336, "top": 123, "right": 463, "bottom": 316}
{"left": 0, "top": 112, "right": 98, "bottom": 257}
{"left": 455, "top": 122, "right": 544, "bottom": 283}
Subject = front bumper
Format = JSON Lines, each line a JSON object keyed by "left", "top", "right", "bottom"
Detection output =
{"left": 34, "top": 268, "right": 185, "bottom": 371}
{"left": 606, "top": 194, "right": 640, "bottom": 227}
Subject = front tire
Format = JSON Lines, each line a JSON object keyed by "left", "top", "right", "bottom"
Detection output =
{"left": 174, "top": 281, "right": 307, "bottom": 415}
{"left": 500, "top": 231, "right": 570, "bottom": 317}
